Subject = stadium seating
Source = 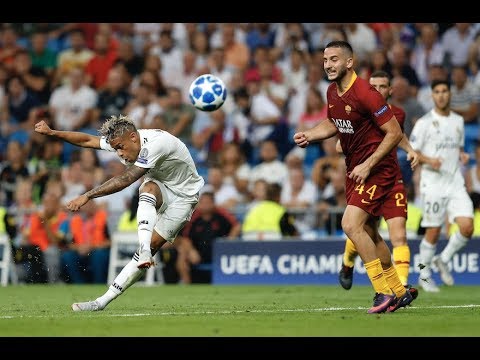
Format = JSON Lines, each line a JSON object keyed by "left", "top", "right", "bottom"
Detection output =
{"left": 107, "top": 232, "right": 164, "bottom": 286}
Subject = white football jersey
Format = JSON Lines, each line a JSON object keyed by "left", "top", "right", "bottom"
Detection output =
{"left": 409, "top": 109, "right": 465, "bottom": 191}
{"left": 100, "top": 129, "right": 204, "bottom": 197}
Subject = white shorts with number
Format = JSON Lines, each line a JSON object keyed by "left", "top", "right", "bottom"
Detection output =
{"left": 420, "top": 187, "right": 474, "bottom": 228}
{"left": 140, "top": 177, "right": 199, "bottom": 243}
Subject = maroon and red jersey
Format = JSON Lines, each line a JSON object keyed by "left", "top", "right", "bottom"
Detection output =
{"left": 390, "top": 103, "right": 405, "bottom": 131}
{"left": 327, "top": 73, "right": 399, "bottom": 177}
{"left": 327, "top": 73, "right": 402, "bottom": 216}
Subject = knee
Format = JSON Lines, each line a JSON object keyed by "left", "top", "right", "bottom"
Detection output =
{"left": 341, "top": 219, "right": 356, "bottom": 237}
{"left": 459, "top": 223, "right": 474, "bottom": 238}
{"left": 390, "top": 235, "right": 407, "bottom": 248}
{"left": 139, "top": 182, "right": 162, "bottom": 206}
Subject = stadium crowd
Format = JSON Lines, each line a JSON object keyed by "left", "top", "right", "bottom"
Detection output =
{"left": 1, "top": 22, "right": 480, "bottom": 284}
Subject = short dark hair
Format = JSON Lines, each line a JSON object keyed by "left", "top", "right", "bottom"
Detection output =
{"left": 325, "top": 40, "right": 353, "bottom": 57}
{"left": 431, "top": 79, "right": 450, "bottom": 90}
{"left": 370, "top": 70, "right": 390, "bottom": 80}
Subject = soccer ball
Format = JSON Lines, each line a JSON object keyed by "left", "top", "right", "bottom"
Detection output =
{"left": 189, "top": 74, "right": 227, "bottom": 112}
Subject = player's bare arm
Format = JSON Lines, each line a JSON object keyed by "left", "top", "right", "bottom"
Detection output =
{"left": 398, "top": 134, "right": 419, "bottom": 170}
{"left": 416, "top": 151, "right": 442, "bottom": 170}
{"left": 293, "top": 119, "right": 337, "bottom": 148}
{"left": 67, "top": 165, "right": 148, "bottom": 211}
{"left": 34, "top": 120, "right": 101, "bottom": 149}
{"left": 349, "top": 116, "right": 402, "bottom": 184}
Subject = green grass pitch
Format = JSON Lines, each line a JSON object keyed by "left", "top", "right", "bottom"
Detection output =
{"left": 0, "top": 284, "right": 479, "bottom": 337}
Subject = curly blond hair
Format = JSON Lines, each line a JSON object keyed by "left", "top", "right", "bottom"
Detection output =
{"left": 98, "top": 115, "right": 137, "bottom": 142}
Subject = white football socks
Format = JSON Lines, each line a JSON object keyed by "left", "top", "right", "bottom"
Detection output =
{"left": 440, "top": 231, "right": 469, "bottom": 263}
{"left": 419, "top": 238, "right": 437, "bottom": 279}
{"left": 137, "top": 193, "right": 157, "bottom": 254}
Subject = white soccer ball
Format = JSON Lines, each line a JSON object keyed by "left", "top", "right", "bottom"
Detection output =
{"left": 189, "top": 74, "right": 227, "bottom": 112}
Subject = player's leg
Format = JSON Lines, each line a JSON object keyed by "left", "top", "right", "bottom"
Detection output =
{"left": 417, "top": 193, "right": 446, "bottom": 292}
{"left": 434, "top": 190, "right": 474, "bottom": 286}
{"left": 387, "top": 217, "right": 410, "bottom": 287}
{"left": 381, "top": 180, "right": 411, "bottom": 287}
{"left": 136, "top": 181, "right": 163, "bottom": 268}
{"left": 341, "top": 206, "right": 395, "bottom": 313}
{"left": 72, "top": 231, "right": 168, "bottom": 311}
{"left": 339, "top": 238, "right": 357, "bottom": 290}
{"left": 366, "top": 218, "right": 409, "bottom": 299}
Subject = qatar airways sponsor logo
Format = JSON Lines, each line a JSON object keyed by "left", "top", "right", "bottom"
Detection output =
{"left": 332, "top": 118, "right": 354, "bottom": 134}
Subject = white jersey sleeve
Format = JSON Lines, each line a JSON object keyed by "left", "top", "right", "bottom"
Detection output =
{"left": 99, "top": 136, "right": 116, "bottom": 152}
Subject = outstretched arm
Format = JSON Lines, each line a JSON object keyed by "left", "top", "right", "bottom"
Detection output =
{"left": 293, "top": 119, "right": 338, "bottom": 148}
{"left": 34, "top": 120, "right": 101, "bottom": 149}
{"left": 66, "top": 165, "right": 149, "bottom": 211}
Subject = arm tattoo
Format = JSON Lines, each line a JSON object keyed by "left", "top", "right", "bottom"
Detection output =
{"left": 85, "top": 165, "right": 148, "bottom": 199}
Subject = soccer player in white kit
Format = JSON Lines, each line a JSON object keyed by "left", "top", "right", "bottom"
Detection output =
{"left": 34, "top": 115, "right": 205, "bottom": 311}
{"left": 409, "top": 79, "right": 474, "bottom": 292}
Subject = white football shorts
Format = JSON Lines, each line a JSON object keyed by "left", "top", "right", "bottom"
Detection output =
{"left": 140, "top": 177, "right": 198, "bottom": 243}
{"left": 420, "top": 187, "right": 474, "bottom": 227}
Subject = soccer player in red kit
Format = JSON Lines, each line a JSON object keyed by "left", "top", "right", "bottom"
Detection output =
{"left": 337, "top": 70, "right": 419, "bottom": 302}
{"left": 293, "top": 41, "right": 413, "bottom": 313}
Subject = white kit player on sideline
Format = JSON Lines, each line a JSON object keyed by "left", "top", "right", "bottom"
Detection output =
{"left": 34, "top": 115, "right": 205, "bottom": 311}
{"left": 409, "top": 79, "right": 474, "bottom": 292}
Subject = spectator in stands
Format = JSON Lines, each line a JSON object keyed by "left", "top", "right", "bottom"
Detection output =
{"left": 0, "top": 25, "right": 25, "bottom": 72}
{"left": 60, "top": 199, "right": 110, "bottom": 284}
{"left": 441, "top": 23, "right": 476, "bottom": 69}
{"left": 27, "top": 134, "right": 64, "bottom": 205}
{"left": 190, "top": 30, "right": 210, "bottom": 72}
{"left": 27, "top": 192, "right": 68, "bottom": 283}
{"left": 217, "top": 142, "right": 251, "bottom": 205}
{"left": 12, "top": 49, "right": 51, "bottom": 105}
{"left": 0, "top": 140, "right": 30, "bottom": 207}
{"left": 157, "top": 86, "right": 196, "bottom": 146}
{"left": 250, "top": 140, "right": 288, "bottom": 188}
{"left": 115, "top": 37, "right": 144, "bottom": 81}
{"left": 2, "top": 75, "right": 42, "bottom": 140}
{"left": 191, "top": 108, "right": 240, "bottom": 166}
{"left": 280, "top": 166, "right": 318, "bottom": 237}
{"left": 53, "top": 28, "right": 94, "bottom": 88}
{"left": 310, "top": 135, "right": 342, "bottom": 201}
{"left": 130, "top": 56, "right": 168, "bottom": 100}
{"left": 149, "top": 29, "right": 184, "bottom": 87}
{"left": 449, "top": 65, "right": 480, "bottom": 124}
{"left": 219, "top": 24, "right": 250, "bottom": 72}
{"left": 388, "top": 42, "right": 421, "bottom": 97}
{"left": 316, "top": 162, "right": 347, "bottom": 235}
{"left": 176, "top": 191, "right": 241, "bottom": 284}
{"left": 28, "top": 30, "right": 58, "bottom": 79}
{"left": 84, "top": 32, "right": 118, "bottom": 91}
{"left": 4, "top": 177, "right": 38, "bottom": 283}
{"left": 279, "top": 47, "right": 308, "bottom": 99}
{"left": 124, "top": 82, "right": 164, "bottom": 129}
{"left": 90, "top": 67, "right": 131, "bottom": 127}
{"left": 49, "top": 66, "right": 98, "bottom": 132}
{"left": 203, "top": 165, "right": 242, "bottom": 211}
{"left": 242, "top": 182, "right": 298, "bottom": 241}
{"left": 245, "top": 23, "right": 276, "bottom": 54}
{"left": 410, "top": 24, "right": 445, "bottom": 87}
{"left": 416, "top": 64, "right": 448, "bottom": 112}
{"left": 389, "top": 75, "right": 426, "bottom": 137}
